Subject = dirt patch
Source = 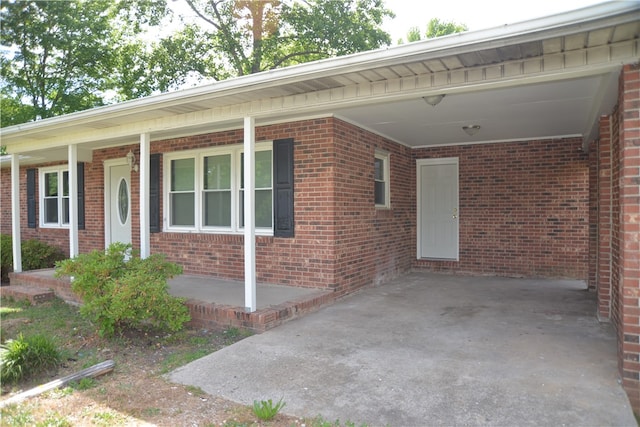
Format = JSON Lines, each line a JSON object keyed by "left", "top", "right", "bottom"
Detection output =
{"left": 1, "top": 316, "right": 302, "bottom": 426}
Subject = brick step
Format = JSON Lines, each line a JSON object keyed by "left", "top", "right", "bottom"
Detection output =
{"left": 2, "top": 285, "right": 55, "bottom": 304}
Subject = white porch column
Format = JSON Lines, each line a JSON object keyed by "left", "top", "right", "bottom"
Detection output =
{"left": 10, "top": 154, "right": 22, "bottom": 273}
{"left": 139, "top": 133, "right": 151, "bottom": 259}
{"left": 244, "top": 116, "right": 257, "bottom": 312}
{"left": 68, "top": 145, "right": 79, "bottom": 257}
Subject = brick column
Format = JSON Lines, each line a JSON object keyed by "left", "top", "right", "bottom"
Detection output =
{"left": 619, "top": 63, "right": 640, "bottom": 412}
{"left": 597, "top": 115, "right": 613, "bottom": 319}
{"left": 588, "top": 133, "right": 599, "bottom": 292}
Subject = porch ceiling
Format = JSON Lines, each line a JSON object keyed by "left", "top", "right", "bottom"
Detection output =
{"left": 1, "top": 2, "right": 638, "bottom": 165}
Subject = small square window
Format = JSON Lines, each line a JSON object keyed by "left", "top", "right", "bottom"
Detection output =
{"left": 374, "top": 150, "right": 390, "bottom": 208}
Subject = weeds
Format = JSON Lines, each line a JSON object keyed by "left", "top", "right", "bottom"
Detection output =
{"left": 73, "top": 377, "right": 97, "bottom": 390}
{"left": 0, "top": 404, "right": 34, "bottom": 426}
{"left": 160, "top": 348, "right": 210, "bottom": 374}
{"left": 0, "top": 333, "right": 60, "bottom": 383}
{"left": 252, "top": 397, "right": 286, "bottom": 421}
{"left": 36, "top": 412, "right": 73, "bottom": 427}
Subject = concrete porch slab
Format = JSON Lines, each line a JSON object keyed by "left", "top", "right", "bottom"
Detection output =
{"left": 168, "top": 275, "right": 327, "bottom": 310}
{"left": 169, "top": 272, "right": 636, "bottom": 426}
{"left": 7, "top": 269, "right": 334, "bottom": 332}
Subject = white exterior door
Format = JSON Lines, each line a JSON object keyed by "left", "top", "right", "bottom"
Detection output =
{"left": 417, "top": 158, "right": 459, "bottom": 260}
{"left": 105, "top": 162, "right": 132, "bottom": 246}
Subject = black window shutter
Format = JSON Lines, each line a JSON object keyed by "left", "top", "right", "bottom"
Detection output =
{"left": 27, "top": 168, "right": 36, "bottom": 228}
{"left": 273, "top": 138, "right": 294, "bottom": 238}
{"left": 77, "top": 162, "right": 85, "bottom": 230}
{"left": 149, "top": 153, "right": 161, "bottom": 233}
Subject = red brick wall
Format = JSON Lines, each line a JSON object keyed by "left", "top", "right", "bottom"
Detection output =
{"left": 588, "top": 132, "right": 599, "bottom": 291}
{"left": 2, "top": 124, "right": 593, "bottom": 286}
{"left": 2, "top": 118, "right": 413, "bottom": 293}
{"left": 616, "top": 63, "right": 640, "bottom": 411}
{"left": 143, "top": 119, "right": 340, "bottom": 289}
{"left": 597, "top": 115, "right": 614, "bottom": 320}
{"left": 331, "top": 119, "right": 414, "bottom": 296}
{"left": 412, "top": 139, "right": 590, "bottom": 279}
{"left": 143, "top": 118, "right": 416, "bottom": 293}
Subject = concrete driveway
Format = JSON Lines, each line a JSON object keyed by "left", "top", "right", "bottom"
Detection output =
{"left": 169, "top": 272, "right": 636, "bottom": 426}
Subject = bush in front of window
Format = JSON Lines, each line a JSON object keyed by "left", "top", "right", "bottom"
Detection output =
{"left": 0, "top": 234, "right": 66, "bottom": 283}
{"left": 54, "top": 243, "right": 190, "bottom": 338}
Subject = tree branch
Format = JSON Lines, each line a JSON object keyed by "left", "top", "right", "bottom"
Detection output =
{"left": 183, "top": 0, "right": 220, "bottom": 29}
{"left": 209, "top": 0, "right": 248, "bottom": 75}
{"left": 267, "top": 49, "right": 327, "bottom": 70}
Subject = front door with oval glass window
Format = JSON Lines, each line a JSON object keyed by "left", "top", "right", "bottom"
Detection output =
{"left": 107, "top": 163, "right": 132, "bottom": 246}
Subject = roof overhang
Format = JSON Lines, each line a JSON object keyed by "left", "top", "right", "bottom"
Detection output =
{"left": 1, "top": 1, "right": 638, "bottom": 166}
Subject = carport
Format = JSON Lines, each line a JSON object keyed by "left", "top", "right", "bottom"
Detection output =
{"left": 170, "top": 273, "right": 636, "bottom": 425}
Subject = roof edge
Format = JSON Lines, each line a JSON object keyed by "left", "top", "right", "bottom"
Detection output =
{"left": 1, "top": 1, "right": 637, "bottom": 138}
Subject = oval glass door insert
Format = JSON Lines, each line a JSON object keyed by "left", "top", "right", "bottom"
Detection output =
{"left": 118, "top": 178, "right": 129, "bottom": 224}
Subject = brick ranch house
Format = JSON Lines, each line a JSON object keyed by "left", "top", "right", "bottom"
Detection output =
{"left": 1, "top": 2, "right": 639, "bottom": 410}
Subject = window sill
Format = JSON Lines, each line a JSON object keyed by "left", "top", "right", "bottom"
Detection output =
{"left": 163, "top": 227, "right": 274, "bottom": 237}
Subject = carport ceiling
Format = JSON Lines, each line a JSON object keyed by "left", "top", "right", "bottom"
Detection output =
{"left": 333, "top": 73, "right": 616, "bottom": 148}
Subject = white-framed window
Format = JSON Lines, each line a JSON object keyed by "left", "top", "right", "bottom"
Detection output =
{"left": 374, "top": 150, "right": 390, "bottom": 208}
{"left": 164, "top": 142, "right": 273, "bottom": 234}
{"left": 39, "top": 166, "right": 69, "bottom": 228}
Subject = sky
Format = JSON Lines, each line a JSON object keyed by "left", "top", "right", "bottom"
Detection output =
{"left": 168, "top": 0, "right": 613, "bottom": 43}
{"left": 382, "top": 0, "right": 609, "bottom": 42}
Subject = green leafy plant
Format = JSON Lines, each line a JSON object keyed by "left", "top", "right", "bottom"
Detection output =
{"left": 1, "top": 234, "right": 66, "bottom": 282}
{"left": 0, "top": 333, "right": 61, "bottom": 383}
{"left": 22, "top": 239, "right": 66, "bottom": 271}
{"left": 1, "top": 234, "right": 13, "bottom": 282}
{"left": 73, "top": 377, "right": 97, "bottom": 390}
{"left": 252, "top": 397, "right": 286, "bottom": 421}
{"left": 55, "top": 242, "right": 189, "bottom": 338}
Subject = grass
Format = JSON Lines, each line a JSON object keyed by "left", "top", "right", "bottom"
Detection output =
{"left": 0, "top": 296, "right": 371, "bottom": 426}
{"left": 0, "top": 296, "right": 272, "bottom": 425}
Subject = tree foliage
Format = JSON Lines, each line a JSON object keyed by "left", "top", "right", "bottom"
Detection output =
{"left": 175, "top": 0, "right": 394, "bottom": 77}
{"left": 426, "top": 18, "right": 468, "bottom": 38}
{"left": 0, "top": 0, "right": 168, "bottom": 126}
{"left": 399, "top": 18, "right": 468, "bottom": 44}
{"left": 1, "top": 0, "right": 393, "bottom": 127}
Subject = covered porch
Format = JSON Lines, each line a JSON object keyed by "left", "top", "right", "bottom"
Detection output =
{"left": 6, "top": 269, "right": 335, "bottom": 332}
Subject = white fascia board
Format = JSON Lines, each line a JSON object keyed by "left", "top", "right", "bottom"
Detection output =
{"left": 1, "top": 1, "right": 637, "bottom": 141}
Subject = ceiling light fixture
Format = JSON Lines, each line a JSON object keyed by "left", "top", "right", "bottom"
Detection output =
{"left": 423, "top": 94, "right": 445, "bottom": 107}
{"left": 462, "top": 125, "right": 481, "bottom": 136}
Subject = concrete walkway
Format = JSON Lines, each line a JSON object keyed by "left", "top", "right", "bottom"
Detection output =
{"left": 169, "top": 272, "right": 636, "bottom": 426}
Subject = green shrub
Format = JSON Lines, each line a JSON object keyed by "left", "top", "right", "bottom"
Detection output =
{"left": 0, "top": 234, "right": 66, "bottom": 282}
{"left": 0, "top": 333, "right": 61, "bottom": 383}
{"left": 22, "top": 239, "right": 66, "bottom": 271}
{"left": 1, "top": 234, "right": 12, "bottom": 282}
{"left": 55, "top": 243, "right": 190, "bottom": 338}
{"left": 252, "top": 398, "right": 286, "bottom": 421}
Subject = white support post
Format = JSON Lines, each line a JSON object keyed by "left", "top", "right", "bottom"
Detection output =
{"left": 244, "top": 116, "right": 257, "bottom": 312}
{"left": 10, "top": 154, "right": 22, "bottom": 273}
{"left": 139, "top": 133, "right": 151, "bottom": 259}
{"left": 68, "top": 145, "right": 79, "bottom": 258}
